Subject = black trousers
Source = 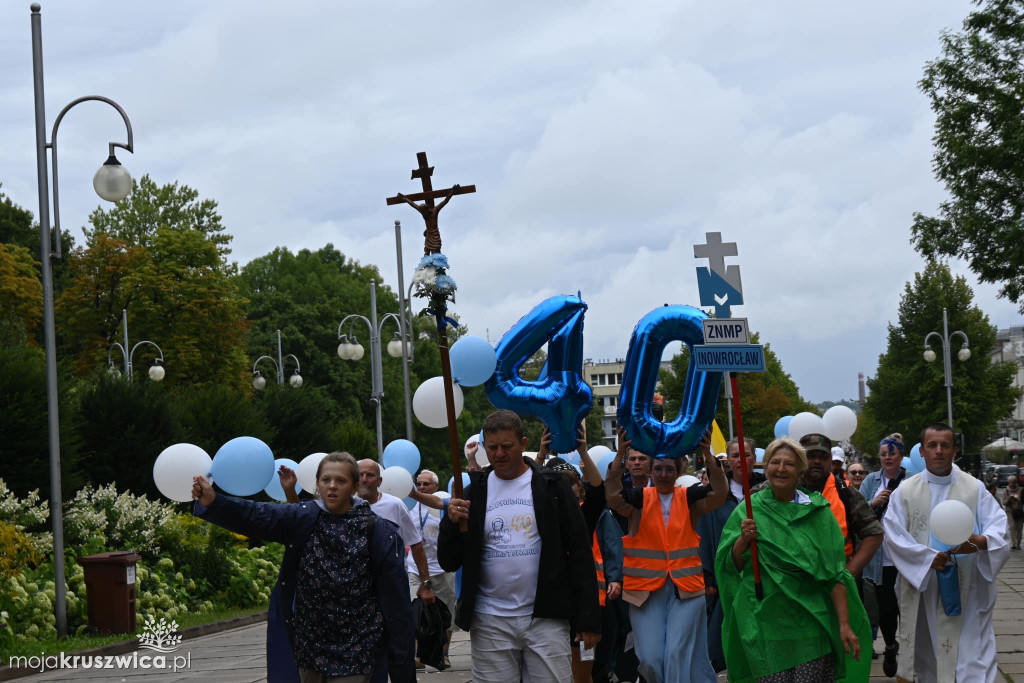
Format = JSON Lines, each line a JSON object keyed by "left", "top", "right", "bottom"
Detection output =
{"left": 877, "top": 566, "right": 900, "bottom": 647}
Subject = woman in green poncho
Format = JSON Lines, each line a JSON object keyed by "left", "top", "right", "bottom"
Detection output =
{"left": 715, "top": 437, "right": 870, "bottom": 683}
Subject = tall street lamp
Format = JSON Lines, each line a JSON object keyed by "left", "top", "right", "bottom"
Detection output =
{"left": 393, "top": 220, "right": 415, "bottom": 443}
{"left": 107, "top": 309, "right": 165, "bottom": 381}
{"left": 337, "top": 280, "right": 407, "bottom": 458}
{"left": 924, "top": 307, "right": 971, "bottom": 429}
{"left": 31, "top": 3, "right": 135, "bottom": 637}
{"left": 252, "top": 329, "right": 303, "bottom": 390}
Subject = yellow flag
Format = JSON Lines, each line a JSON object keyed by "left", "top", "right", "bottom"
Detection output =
{"left": 711, "top": 420, "right": 728, "bottom": 457}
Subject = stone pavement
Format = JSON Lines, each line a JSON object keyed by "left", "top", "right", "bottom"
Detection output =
{"left": 10, "top": 547, "right": 1024, "bottom": 682}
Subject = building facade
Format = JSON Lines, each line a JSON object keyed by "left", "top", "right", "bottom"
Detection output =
{"left": 583, "top": 358, "right": 672, "bottom": 447}
{"left": 993, "top": 326, "right": 1024, "bottom": 440}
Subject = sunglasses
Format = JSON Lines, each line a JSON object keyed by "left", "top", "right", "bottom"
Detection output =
{"left": 848, "top": 470, "right": 865, "bottom": 476}
{"left": 416, "top": 481, "right": 433, "bottom": 487}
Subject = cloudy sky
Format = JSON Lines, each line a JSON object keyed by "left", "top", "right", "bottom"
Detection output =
{"left": 2, "top": 0, "right": 1021, "bottom": 403}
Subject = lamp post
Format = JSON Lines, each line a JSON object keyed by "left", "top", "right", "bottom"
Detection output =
{"left": 337, "top": 280, "right": 407, "bottom": 458}
{"left": 394, "top": 220, "right": 414, "bottom": 442}
{"left": 106, "top": 309, "right": 165, "bottom": 381}
{"left": 252, "top": 329, "right": 303, "bottom": 390}
{"left": 31, "top": 3, "right": 135, "bottom": 637}
{"left": 924, "top": 307, "right": 971, "bottom": 429}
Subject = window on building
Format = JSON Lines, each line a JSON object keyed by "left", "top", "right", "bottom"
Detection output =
{"left": 617, "top": 373, "right": 623, "bottom": 385}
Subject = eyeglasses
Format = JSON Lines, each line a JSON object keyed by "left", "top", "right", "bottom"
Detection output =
{"left": 416, "top": 481, "right": 433, "bottom": 487}
{"left": 848, "top": 470, "right": 865, "bottom": 476}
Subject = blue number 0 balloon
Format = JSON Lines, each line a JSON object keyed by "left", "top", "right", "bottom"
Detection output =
{"left": 485, "top": 295, "right": 593, "bottom": 453}
{"left": 618, "top": 306, "right": 722, "bottom": 458}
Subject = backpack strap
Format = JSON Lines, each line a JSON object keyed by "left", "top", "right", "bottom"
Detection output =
{"left": 835, "top": 477, "right": 857, "bottom": 543}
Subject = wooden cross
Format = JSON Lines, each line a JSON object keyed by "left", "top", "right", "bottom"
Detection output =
{"left": 386, "top": 152, "right": 476, "bottom": 255}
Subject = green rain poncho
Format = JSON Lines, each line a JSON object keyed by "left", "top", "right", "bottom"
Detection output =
{"left": 714, "top": 487, "right": 871, "bottom": 682}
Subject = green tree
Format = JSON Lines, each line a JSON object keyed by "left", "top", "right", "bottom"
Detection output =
{"left": 912, "top": 0, "right": 1024, "bottom": 310}
{"left": 0, "top": 185, "right": 75, "bottom": 304}
{"left": 858, "top": 261, "right": 1019, "bottom": 454}
{"left": 659, "top": 332, "right": 817, "bottom": 451}
{"left": 58, "top": 181, "right": 250, "bottom": 388}
{"left": 85, "top": 175, "right": 230, "bottom": 257}
{"left": 0, "top": 244, "right": 43, "bottom": 346}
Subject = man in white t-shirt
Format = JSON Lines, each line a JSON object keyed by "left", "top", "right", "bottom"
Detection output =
{"left": 357, "top": 459, "right": 435, "bottom": 607}
{"left": 438, "top": 410, "right": 601, "bottom": 683}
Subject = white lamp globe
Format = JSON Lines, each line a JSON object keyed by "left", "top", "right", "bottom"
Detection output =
{"left": 107, "top": 364, "right": 121, "bottom": 378}
{"left": 252, "top": 374, "right": 267, "bottom": 390}
{"left": 148, "top": 364, "right": 165, "bottom": 382}
{"left": 958, "top": 347, "right": 971, "bottom": 362}
{"left": 93, "top": 156, "right": 133, "bottom": 202}
{"left": 337, "top": 342, "right": 352, "bottom": 360}
{"left": 923, "top": 348, "right": 937, "bottom": 363}
{"left": 289, "top": 373, "right": 303, "bottom": 388}
{"left": 350, "top": 343, "right": 365, "bottom": 361}
{"left": 387, "top": 338, "right": 403, "bottom": 358}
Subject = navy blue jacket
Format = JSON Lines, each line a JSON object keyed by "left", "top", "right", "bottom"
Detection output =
{"left": 193, "top": 495, "right": 415, "bottom": 683}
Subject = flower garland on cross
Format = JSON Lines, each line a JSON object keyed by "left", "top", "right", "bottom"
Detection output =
{"left": 386, "top": 152, "right": 476, "bottom": 502}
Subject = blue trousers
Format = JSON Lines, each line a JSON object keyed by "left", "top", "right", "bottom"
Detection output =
{"left": 629, "top": 582, "right": 716, "bottom": 683}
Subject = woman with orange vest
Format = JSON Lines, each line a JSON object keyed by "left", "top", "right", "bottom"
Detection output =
{"left": 606, "top": 426, "right": 728, "bottom": 683}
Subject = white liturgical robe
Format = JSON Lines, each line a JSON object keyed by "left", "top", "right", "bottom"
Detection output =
{"left": 882, "top": 466, "right": 1009, "bottom": 683}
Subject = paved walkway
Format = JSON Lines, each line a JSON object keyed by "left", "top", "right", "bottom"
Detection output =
{"left": 10, "top": 548, "right": 1024, "bottom": 682}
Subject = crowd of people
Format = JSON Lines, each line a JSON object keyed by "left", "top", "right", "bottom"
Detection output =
{"left": 188, "top": 409, "right": 1012, "bottom": 683}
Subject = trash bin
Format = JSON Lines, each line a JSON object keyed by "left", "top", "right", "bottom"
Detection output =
{"left": 76, "top": 551, "right": 142, "bottom": 634}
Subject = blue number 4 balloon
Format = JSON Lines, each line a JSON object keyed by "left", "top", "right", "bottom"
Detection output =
{"left": 618, "top": 306, "right": 722, "bottom": 458}
{"left": 485, "top": 295, "right": 593, "bottom": 453}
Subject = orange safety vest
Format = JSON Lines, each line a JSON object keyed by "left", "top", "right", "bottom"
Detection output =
{"left": 593, "top": 532, "right": 606, "bottom": 607}
{"left": 622, "top": 487, "right": 704, "bottom": 596}
{"left": 821, "top": 475, "right": 854, "bottom": 558}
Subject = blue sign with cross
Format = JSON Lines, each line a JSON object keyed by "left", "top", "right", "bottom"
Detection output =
{"left": 694, "top": 232, "right": 743, "bottom": 318}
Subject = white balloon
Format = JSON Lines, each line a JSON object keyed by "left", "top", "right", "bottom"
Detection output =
{"left": 588, "top": 445, "right": 613, "bottom": 459}
{"left": 823, "top": 406, "right": 858, "bottom": 441}
{"left": 379, "top": 466, "right": 415, "bottom": 499}
{"left": 788, "top": 412, "right": 826, "bottom": 441}
{"left": 296, "top": 452, "right": 328, "bottom": 492}
{"left": 931, "top": 499, "right": 976, "bottom": 546}
{"left": 675, "top": 475, "right": 700, "bottom": 488}
{"left": 153, "top": 443, "right": 212, "bottom": 502}
{"left": 429, "top": 490, "right": 452, "bottom": 518}
{"left": 413, "top": 376, "right": 465, "bottom": 428}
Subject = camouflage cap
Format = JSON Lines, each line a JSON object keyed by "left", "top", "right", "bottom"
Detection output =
{"left": 799, "top": 433, "right": 833, "bottom": 456}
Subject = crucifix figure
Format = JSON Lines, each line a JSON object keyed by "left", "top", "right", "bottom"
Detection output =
{"left": 386, "top": 152, "right": 476, "bottom": 255}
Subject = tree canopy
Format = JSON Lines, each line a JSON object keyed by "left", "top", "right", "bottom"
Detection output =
{"left": 857, "top": 261, "right": 1019, "bottom": 455}
{"left": 913, "top": 0, "right": 1024, "bottom": 310}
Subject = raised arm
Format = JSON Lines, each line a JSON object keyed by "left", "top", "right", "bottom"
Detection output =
{"left": 693, "top": 429, "right": 727, "bottom": 519}
{"left": 605, "top": 427, "right": 637, "bottom": 518}
{"left": 576, "top": 424, "right": 603, "bottom": 488}
{"left": 191, "top": 476, "right": 310, "bottom": 544}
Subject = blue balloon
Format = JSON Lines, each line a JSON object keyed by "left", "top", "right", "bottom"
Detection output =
{"left": 447, "top": 472, "right": 471, "bottom": 496}
{"left": 450, "top": 336, "right": 498, "bottom": 387}
{"left": 264, "top": 458, "right": 301, "bottom": 502}
{"left": 755, "top": 448, "right": 765, "bottom": 464}
{"left": 904, "top": 455, "right": 919, "bottom": 476}
{"left": 774, "top": 416, "right": 793, "bottom": 439}
{"left": 485, "top": 295, "right": 593, "bottom": 454}
{"left": 596, "top": 452, "right": 616, "bottom": 479}
{"left": 403, "top": 496, "right": 417, "bottom": 511}
{"left": 563, "top": 452, "right": 581, "bottom": 466}
{"left": 383, "top": 439, "right": 421, "bottom": 473}
{"left": 618, "top": 306, "right": 722, "bottom": 458}
{"left": 910, "top": 443, "right": 925, "bottom": 473}
{"left": 212, "top": 437, "right": 275, "bottom": 496}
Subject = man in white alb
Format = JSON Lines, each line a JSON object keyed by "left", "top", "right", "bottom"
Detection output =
{"left": 882, "top": 423, "right": 1008, "bottom": 683}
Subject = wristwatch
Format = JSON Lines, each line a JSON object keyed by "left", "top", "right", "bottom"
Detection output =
{"left": 419, "top": 579, "right": 433, "bottom": 588}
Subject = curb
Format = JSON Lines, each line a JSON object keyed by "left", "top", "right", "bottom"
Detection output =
{"left": 0, "top": 611, "right": 267, "bottom": 681}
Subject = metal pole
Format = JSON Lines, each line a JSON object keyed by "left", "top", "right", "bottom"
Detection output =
{"left": 943, "top": 308, "right": 954, "bottom": 428}
{"left": 31, "top": 2, "right": 67, "bottom": 638}
{"left": 394, "top": 221, "right": 414, "bottom": 441}
{"left": 370, "top": 281, "right": 384, "bottom": 459}
{"left": 276, "top": 329, "right": 284, "bottom": 385}
{"left": 122, "top": 309, "right": 130, "bottom": 379}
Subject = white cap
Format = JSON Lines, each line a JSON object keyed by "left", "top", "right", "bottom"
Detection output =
{"left": 831, "top": 446, "right": 846, "bottom": 463}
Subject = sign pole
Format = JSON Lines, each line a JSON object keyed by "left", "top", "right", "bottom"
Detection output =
{"left": 730, "top": 374, "right": 763, "bottom": 600}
